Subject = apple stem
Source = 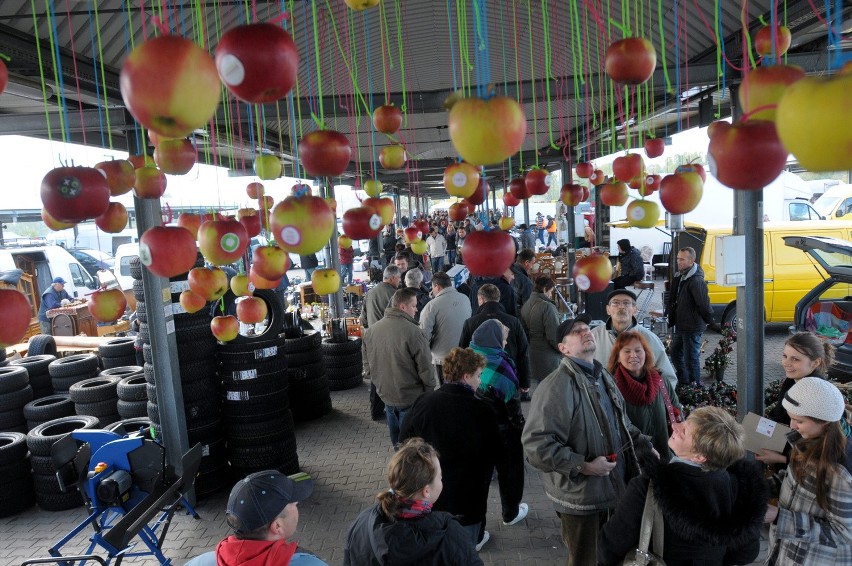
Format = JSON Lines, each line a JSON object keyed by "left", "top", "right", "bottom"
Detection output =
{"left": 0, "top": 52, "right": 10, "bottom": 62}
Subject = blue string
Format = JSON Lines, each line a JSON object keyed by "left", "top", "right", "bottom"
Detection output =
{"left": 446, "top": 0, "right": 458, "bottom": 95}
{"left": 497, "top": 0, "right": 511, "bottom": 173}
{"left": 302, "top": 2, "right": 317, "bottom": 121}
{"left": 717, "top": 2, "right": 725, "bottom": 97}
{"left": 365, "top": 9, "right": 378, "bottom": 177}
{"left": 88, "top": 2, "right": 106, "bottom": 149}
{"left": 282, "top": 0, "right": 302, "bottom": 179}
{"left": 827, "top": 0, "right": 849, "bottom": 70}
{"left": 49, "top": 0, "right": 71, "bottom": 143}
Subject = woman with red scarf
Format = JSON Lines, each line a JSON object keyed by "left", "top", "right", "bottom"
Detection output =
{"left": 607, "top": 330, "right": 682, "bottom": 460}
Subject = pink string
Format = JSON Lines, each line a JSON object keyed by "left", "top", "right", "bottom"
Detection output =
{"left": 64, "top": 0, "right": 87, "bottom": 147}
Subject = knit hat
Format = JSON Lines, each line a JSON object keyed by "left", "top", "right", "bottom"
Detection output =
{"left": 617, "top": 239, "right": 631, "bottom": 252}
{"left": 472, "top": 319, "right": 506, "bottom": 350}
{"left": 226, "top": 471, "right": 313, "bottom": 535}
{"left": 782, "top": 377, "right": 845, "bottom": 422}
{"left": 557, "top": 314, "right": 592, "bottom": 341}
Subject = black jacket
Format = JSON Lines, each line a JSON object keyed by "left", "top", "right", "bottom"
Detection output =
{"left": 343, "top": 505, "right": 483, "bottom": 566}
{"left": 459, "top": 302, "right": 531, "bottom": 389}
{"left": 467, "top": 276, "right": 518, "bottom": 317}
{"left": 398, "top": 384, "right": 501, "bottom": 526}
{"left": 409, "top": 284, "right": 431, "bottom": 323}
{"left": 618, "top": 246, "right": 646, "bottom": 283}
{"left": 509, "top": 263, "right": 533, "bottom": 315}
{"left": 598, "top": 454, "right": 768, "bottom": 566}
{"left": 666, "top": 264, "right": 714, "bottom": 332}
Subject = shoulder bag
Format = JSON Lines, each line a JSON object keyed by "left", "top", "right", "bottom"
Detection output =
{"left": 621, "top": 481, "right": 666, "bottom": 566}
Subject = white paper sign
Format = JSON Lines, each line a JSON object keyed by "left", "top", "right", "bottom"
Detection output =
{"left": 756, "top": 417, "right": 777, "bottom": 438}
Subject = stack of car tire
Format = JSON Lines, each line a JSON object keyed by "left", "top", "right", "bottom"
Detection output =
{"left": 217, "top": 290, "right": 299, "bottom": 478}
{"left": 27, "top": 415, "right": 99, "bottom": 511}
{"left": 70, "top": 374, "right": 121, "bottom": 426}
{"left": 286, "top": 330, "right": 332, "bottom": 422}
{"left": 11, "top": 354, "right": 55, "bottom": 399}
{"left": 22, "top": 394, "right": 75, "bottom": 431}
{"left": 49, "top": 353, "right": 100, "bottom": 394}
{"left": 0, "top": 432, "right": 36, "bottom": 517}
{"left": 98, "top": 337, "right": 138, "bottom": 369}
{"left": 111, "top": 367, "right": 148, "bottom": 419}
{"left": 130, "top": 254, "right": 226, "bottom": 498}
{"left": 0, "top": 366, "right": 34, "bottom": 433}
{"left": 321, "top": 337, "right": 364, "bottom": 391}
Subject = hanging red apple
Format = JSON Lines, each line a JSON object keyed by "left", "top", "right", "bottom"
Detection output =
{"left": 675, "top": 163, "right": 706, "bottom": 182}
{"left": 238, "top": 209, "right": 262, "bottom": 238}
{"left": 560, "top": 184, "right": 584, "bottom": 206}
{"left": 449, "top": 202, "right": 470, "bottom": 221}
{"left": 573, "top": 254, "right": 613, "bottom": 293}
{"left": 312, "top": 269, "right": 341, "bottom": 295}
{"left": 120, "top": 35, "right": 221, "bottom": 138}
{"left": 189, "top": 267, "right": 229, "bottom": 302}
{"left": 413, "top": 219, "right": 430, "bottom": 235}
{"left": 249, "top": 266, "right": 282, "bottom": 290}
{"left": 605, "top": 37, "right": 656, "bottom": 85}
{"left": 576, "top": 162, "right": 594, "bottom": 178}
{"left": 373, "top": 104, "right": 403, "bottom": 134}
{"left": 87, "top": 288, "right": 127, "bottom": 323}
{"left": 448, "top": 96, "right": 527, "bottom": 166}
{"left": 198, "top": 218, "right": 249, "bottom": 265}
{"left": 509, "top": 177, "right": 532, "bottom": 200}
{"left": 252, "top": 246, "right": 290, "bottom": 280}
{"left": 42, "top": 208, "right": 76, "bottom": 231}
{"left": 95, "top": 159, "right": 136, "bottom": 196}
{"left": 128, "top": 154, "right": 155, "bottom": 169}
{"left": 462, "top": 230, "right": 516, "bottom": 277}
{"left": 298, "top": 130, "right": 352, "bottom": 177}
{"left": 139, "top": 226, "right": 198, "bottom": 278}
{"left": 465, "top": 179, "right": 489, "bottom": 206}
{"left": 612, "top": 153, "right": 645, "bottom": 183}
{"left": 403, "top": 226, "right": 422, "bottom": 244}
{"left": 177, "top": 212, "right": 202, "bottom": 236}
{"left": 215, "top": 23, "right": 298, "bottom": 103}
{"left": 503, "top": 192, "right": 521, "bottom": 208}
{"left": 644, "top": 138, "right": 665, "bottom": 158}
{"left": 133, "top": 166, "right": 167, "bottom": 199}
{"left": 95, "top": 202, "right": 129, "bottom": 233}
{"left": 0, "top": 59, "right": 7, "bottom": 96}
{"left": 179, "top": 290, "right": 207, "bottom": 314}
{"left": 211, "top": 315, "right": 239, "bottom": 342}
{"left": 379, "top": 145, "right": 407, "bottom": 169}
{"left": 270, "top": 193, "right": 335, "bottom": 254}
{"left": 754, "top": 25, "right": 792, "bottom": 57}
{"left": 600, "top": 181, "right": 629, "bottom": 206}
{"left": 707, "top": 120, "right": 787, "bottom": 190}
{"left": 641, "top": 174, "right": 662, "bottom": 196}
{"left": 738, "top": 65, "right": 805, "bottom": 122}
{"left": 363, "top": 197, "right": 395, "bottom": 226}
{"left": 246, "top": 182, "right": 264, "bottom": 199}
{"left": 443, "top": 162, "right": 481, "bottom": 198}
{"left": 525, "top": 168, "right": 551, "bottom": 196}
{"left": 41, "top": 166, "right": 111, "bottom": 223}
{"left": 154, "top": 138, "right": 196, "bottom": 175}
{"left": 343, "top": 206, "right": 383, "bottom": 240}
{"left": 0, "top": 289, "right": 32, "bottom": 348}
{"left": 237, "top": 296, "right": 268, "bottom": 324}
{"left": 659, "top": 172, "right": 703, "bottom": 214}
{"left": 589, "top": 169, "right": 606, "bottom": 185}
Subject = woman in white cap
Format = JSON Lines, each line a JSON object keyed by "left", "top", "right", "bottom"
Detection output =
{"left": 765, "top": 377, "right": 852, "bottom": 565}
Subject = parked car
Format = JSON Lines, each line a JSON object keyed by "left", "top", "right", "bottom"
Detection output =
{"left": 68, "top": 248, "right": 114, "bottom": 278}
{"left": 113, "top": 243, "right": 139, "bottom": 292}
{"left": 784, "top": 235, "right": 852, "bottom": 381}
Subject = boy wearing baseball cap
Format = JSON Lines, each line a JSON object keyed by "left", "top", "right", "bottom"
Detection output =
{"left": 186, "top": 471, "right": 327, "bottom": 566}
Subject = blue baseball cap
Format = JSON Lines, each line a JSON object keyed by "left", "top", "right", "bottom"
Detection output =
{"left": 52, "top": 277, "right": 66, "bottom": 284}
{"left": 226, "top": 471, "right": 313, "bottom": 534}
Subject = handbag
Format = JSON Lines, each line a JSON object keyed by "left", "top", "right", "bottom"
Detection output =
{"left": 621, "top": 482, "right": 666, "bottom": 566}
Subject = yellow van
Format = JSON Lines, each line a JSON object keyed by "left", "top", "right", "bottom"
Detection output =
{"left": 674, "top": 221, "right": 852, "bottom": 326}
{"left": 813, "top": 184, "right": 852, "bottom": 221}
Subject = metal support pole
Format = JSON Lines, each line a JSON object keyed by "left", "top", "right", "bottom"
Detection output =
{"left": 321, "top": 181, "right": 344, "bottom": 319}
{"left": 522, "top": 197, "right": 530, "bottom": 227}
{"left": 562, "top": 163, "right": 578, "bottom": 303}
{"left": 393, "top": 188, "right": 402, "bottom": 227}
{"left": 407, "top": 192, "right": 412, "bottom": 224}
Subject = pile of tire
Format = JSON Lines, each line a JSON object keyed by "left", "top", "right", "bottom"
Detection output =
{"left": 106, "top": 416, "right": 153, "bottom": 437}
{"left": 286, "top": 330, "right": 332, "bottom": 422}
{"left": 321, "top": 337, "right": 363, "bottom": 391}
{"left": 49, "top": 353, "right": 100, "bottom": 394}
{"left": 217, "top": 291, "right": 299, "bottom": 478}
{"left": 111, "top": 367, "right": 147, "bottom": 419}
{"left": 99, "top": 337, "right": 138, "bottom": 369}
{"left": 0, "top": 366, "right": 34, "bottom": 433}
{"left": 0, "top": 432, "right": 36, "bottom": 517}
{"left": 0, "top": 347, "right": 6, "bottom": 368}
{"left": 131, "top": 255, "right": 226, "bottom": 498}
{"left": 26, "top": 334, "right": 58, "bottom": 357}
{"left": 70, "top": 374, "right": 121, "bottom": 426}
{"left": 11, "top": 354, "right": 55, "bottom": 399}
{"left": 22, "top": 395, "right": 75, "bottom": 431}
{"left": 27, "top": 415, "right": 99, "bottom": 511}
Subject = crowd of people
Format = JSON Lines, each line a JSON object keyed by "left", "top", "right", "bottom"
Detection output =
{"left": 187, "top": 209, "right": 850, "bottom": 566}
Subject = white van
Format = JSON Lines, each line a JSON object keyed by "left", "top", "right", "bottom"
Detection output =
{"left": 113, "top": 243, "right": 139, "bottom": 293}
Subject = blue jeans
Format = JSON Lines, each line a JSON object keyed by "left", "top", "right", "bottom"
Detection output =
{"left": 340, "top": 263, "right": 353, "bottom": 285}
{"left": 537, "top": 229, "right": 545, "bottom": 244}
{"left": 671, "top": 331, "right": 703, "bottom": 384}
{"left": 385, "top": 404, "right": 410, "bottom": 448}
{"left": 431, "top": 256, "right": 445, "bottom": 273}
{"left": 446, "top": 250, "right": 456, "bottom": 266}
{"left": 546, "top": 232, "right": 557, "bottom": 247}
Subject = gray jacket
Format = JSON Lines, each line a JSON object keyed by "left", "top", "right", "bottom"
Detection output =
{"left": 591, "top": 318, "right": 678, "bottom": 389}
{"left": 359, "top": 282, "right": 397, "bottom": 328}
{"left": 419, "top": 286, "right": 472, "bottom": 365}
{"left": 363, "top": 308, "right": 435, "bottom": 408}
{"left": 519, "top": 291, "right": 562, "bottom": 382}
{"left": 522, "top": 357, "right": 651, "bottom": 515}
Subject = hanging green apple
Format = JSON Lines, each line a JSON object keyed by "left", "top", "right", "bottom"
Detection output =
{"left": 410, "top": 239, "right": 428, "bottom": 255}
{"left": 230, "top": 273, "right": 251, "bottom": 297}
{"left": 707, "top": 120, "right": 787, "bottom": 190}
{"left": 379, "top": 145, "right": 407, "bottom": 169}
{"left": 499, "top": 217, "right": 515, "bottom": 230}
{"left": 198, "top": 218, "right": 249, "bottom": 265}
{"left": 87, "top": 288, "right": 127, "bottom": 323}
{"left": 312, "top": 269, "right": 341, "bottom": 295}
{"left": 443, "top": 162, "right": 480, "bottom": 198}
{"left": 345, "top": 0, "right": 381, "bottom": 11}
{"left": 0, "top": 288, "right": 32, "bottom": 348}
{"left": 448, "top": 96, "right": 527, "bottom": 166}
{"left": 254, "top": 154, "right": 283, "bottom": 180}
{"left": 138, "top": 226, "right": 198, "bottom": 278}
{"left": 364, "top": 179, "right": 383, "bottom": 197}
{"left": 120, "top": 35, "right": 221, "bottom": 138}
{"left": 627, "top": 200, "right": 660, "bottom": 228}
{"left": 270, "top": 193, "right": 335, "bottom": 254}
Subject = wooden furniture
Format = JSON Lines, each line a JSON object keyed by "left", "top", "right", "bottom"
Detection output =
{"left": 47, "top": 302, "right": 98, "bottom": 337}
{"left": 299, "top": 283, "right": 319, "bottom": 306}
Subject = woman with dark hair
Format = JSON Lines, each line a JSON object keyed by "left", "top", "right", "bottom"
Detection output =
{"left": 765, "top": 377, "right": 852, "bottom": 565}
{"left": 519, "top": 276, "right": 562, "bottom": 383}
{"left": 598, "top": 407, "right": 768, "bottom": 565}
{"left": 607, "top": 330, "right": 682, "bottom": 459}
{"left": 757, "top": 332, "right": 835, "bottom": 467}
{"left": 343, "top": 438, "right": 482, "bottom": 565}
{"left": 398, "top": 347, "right": 501, "bottom": 551}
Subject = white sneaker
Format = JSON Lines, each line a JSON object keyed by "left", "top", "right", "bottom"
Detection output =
{"left": 502, "top": 503, "right": 529, "bottom": 526}
{"left": 475, "top": 530, "right": 490, "bottom": 552}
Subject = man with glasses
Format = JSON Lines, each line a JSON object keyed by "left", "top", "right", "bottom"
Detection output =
{"left": 592, "top": 289, "right": 678, "bottom": 388}
{"left": 665, "top": 247, "right": 714, "bottom": 384}
{"left": 522, "top": 315, "right": 655, "bottom": 566}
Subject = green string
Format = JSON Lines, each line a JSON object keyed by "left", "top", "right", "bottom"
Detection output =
{"left": 498, "top": 0, "right": 511, "bottom": 172}
{"left": 323, "top": 0, "right": 374, "bottom": 118}
{"left": 511, "top": 0, "right": 523, "bottom": 167}
{"left": 540, "top": 0, "right": 559, "bottom": 150}
{"left": 311, "top": 0, "right": 325, "bottom": 129}
{"left": 525, "top": 0, "right": 539, "bottom": 166}
{"left": 714, "top": 0, "right": 722, "bottom": 119}
{"left": 394, "top": 0, "right": 407, "bottom": 115}
{"left": 571, "top": 0, "right": 584, "bottom": 154}
{"left": 457, "top": 0, "right": 472, "bottom": 96}
{"left": 657, "top": 0, "right": 673, "bottom": 93}
{"left": 378, "top": 0, "right": 389, "bottom": 101}
{"left": 44, "top": 0, "right": 68, "bottom": 143}
{"left": 92, "top": 3, "right": 113, "bottom": 149}
{"left": 31, "top": 0, "right": 52, "bottom": 143}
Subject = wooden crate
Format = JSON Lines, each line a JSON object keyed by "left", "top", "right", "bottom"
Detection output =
{"left": 300, "top": 283, "right": 319, "bottom": 305}
{"left": 344, "top": 317, "right": 362, "bottom": 338}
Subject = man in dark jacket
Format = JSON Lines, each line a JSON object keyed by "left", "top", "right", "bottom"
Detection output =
{"left": 459, "top": 284, "right": 531, "bottom": 394}
{"left": 38, "top": 276, "right": 71, "bottom": 334}
{"left": 404, "top": 268, "right": 430, "bottom": 323}
{"left": 509, "top": 249, "right": 534, "bottom": 314}
{"left": 612, "top": 239, "right": 646, "bottom": 290}
{"left": 467, "top": 275, "right": 517, "bottom": 317}
{"left": 665, "top": 247, "right": 714, "bottom": 384}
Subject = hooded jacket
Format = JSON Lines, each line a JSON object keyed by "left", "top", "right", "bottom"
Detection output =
{"left": 598, "top": 455, "right": 768, "bottom": 566}
{"left": 520, "top": 290, "right": 562, "bottom": 382}
{"left": 459, "top": 301, "right": 531, "bottom": 389}
{"left": 617, "top": 246, "right": 645, "bottom": 283}
{"left": 666, "top": 263, "right": 714, "bottom": 333}
{"left": 215, "top": 537, "right": 297, "bottom": 566}
{"left": 343, "top": 505, "right": 483, "bottom": 566}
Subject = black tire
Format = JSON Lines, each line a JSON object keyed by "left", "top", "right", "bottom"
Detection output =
{"left": 30, "top": 454, "right": 56, "bottom": 476}
{"left": 184, "top": 398, "right": 220, "bottom": 422}
{"left": 0, "top": 407, "right": 26, "bottom": 429}
{"left": 325, "top": 363, "right": 362, "bottom": 380}
{"left": 116, "top": 375, "right": 147, "bottom": 401}
{"left": 721, "top": 303, "right": 737, "bottom": 329}
{"left": 23, "top": 395, "right": 74, "bottom": 422}
{"left": 102, "top": 354, "right": 139, "bottom": 370}
{"left": 27, "top": 334, "right": 58, "bottom": 357}
{"left": 10, "top": 355, "right": 56, "bottom": 378}
{"left": 227, "top": 290, "right": 285, "bottom": 344}
{"left": 181, "top": 377, "right": 220, "bottom": 402}
{"left": 218, "top": 359, "right": 287, "bottom": 382}
{"left": 106, "top": 417, "right": 154, "bottom": 437}
{"left": 129, "top": 256, "right": 143, "bottom": 280}
{"left": 147, "top": 402, "right": 160, "bottom": 423}
{"left": 138, "top": 323, "right": 150, "bottom": 345}
{"left": 223, "top": 375, "right": 287, "bottom": 399}
{"left": 27, "top": 415, "right": 100, "bottom": 457}
{"left": 0, "top": 475, "right": 36, "bottom": 517}
{"left": 0, "top": 365, "right": 29, "bottom": 394}
{"left": 328, "top": 373, "right": 363, "bottom": 391}
{"left": 35, "top": 488, "right": 83, "bottom": 511}
{"left": 225, "top": 418, "right": 290, "bottom": 447}
{"left": 98, "top": 337, "right": 136, "bottom": 358}
{"left": 285, "top": 330, "right": 322, "bottom": 354}
{"left": 175, "top": 339, "right": 217, "bottom": 364}
{"left": 216, "top": 334, "right": 287, "bottom": 357}
{"left": 102, "top": 366, "right": 143, "bottom": 380}
{"left": 49, "top": 354, "right": 100, "bottom": 378}
{"left": 0, "top": 457, "right": 31, "bottom": 479}
{"left": 323, "top": 350, "right": 362, "bottom": 369}
{"left": 51, "top": 371, "right": 98, "bottom": 394}
{"left": 0, "top": 432, "right": 28, "bottom": 464}
{"left": 286, "top": 348, "right": 323, "bottom": 368}
{"left": 286, "top": 361, "right": 325, "bottom": 384}
{"left": 174, "top": 321, "right": 216, "bottom": 344}
{"left": 145, "top": 383, "right": 156, "bottom": 402}
{"left": 75, "top": 398, "right": 118, "bottom": 418}
{"left": 69, "top": 376, "right": 121, "bottom": 404}
{"left": 227, "top": 438, "right": 294, "bottom": 469}
{"left": 179, "top": 359, "right": 218, "bottom": 383}
{"left": 0, "top": 384, "right": 33, "bottom": 412}
{"left": 321, "top": 337, "right": 362, "bottom": 355}
{"left": 187, "top": 418, "right": 224, "bottom": 444}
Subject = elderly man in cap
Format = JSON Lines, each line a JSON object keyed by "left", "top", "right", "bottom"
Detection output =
{"left": 186, "top": 471, "right": 327, "bottom": 566}
{"left": 591, "top": 288, "right": 678, "bottom": 388}
{"left": 522, "top": 315, "right": 655, "bottom": 566}
{"left": 37, "top": 276, "right": 71, "bottom": 334}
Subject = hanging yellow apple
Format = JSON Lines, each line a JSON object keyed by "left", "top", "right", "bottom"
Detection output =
{"left": 410, "top": 239, "right": 428, "bottom": 255}
{"left": 312, "top": 268, "right": 341, "bottom": 295}
{"left": 364, "top": 179, "right": 383, "bottom": 197}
